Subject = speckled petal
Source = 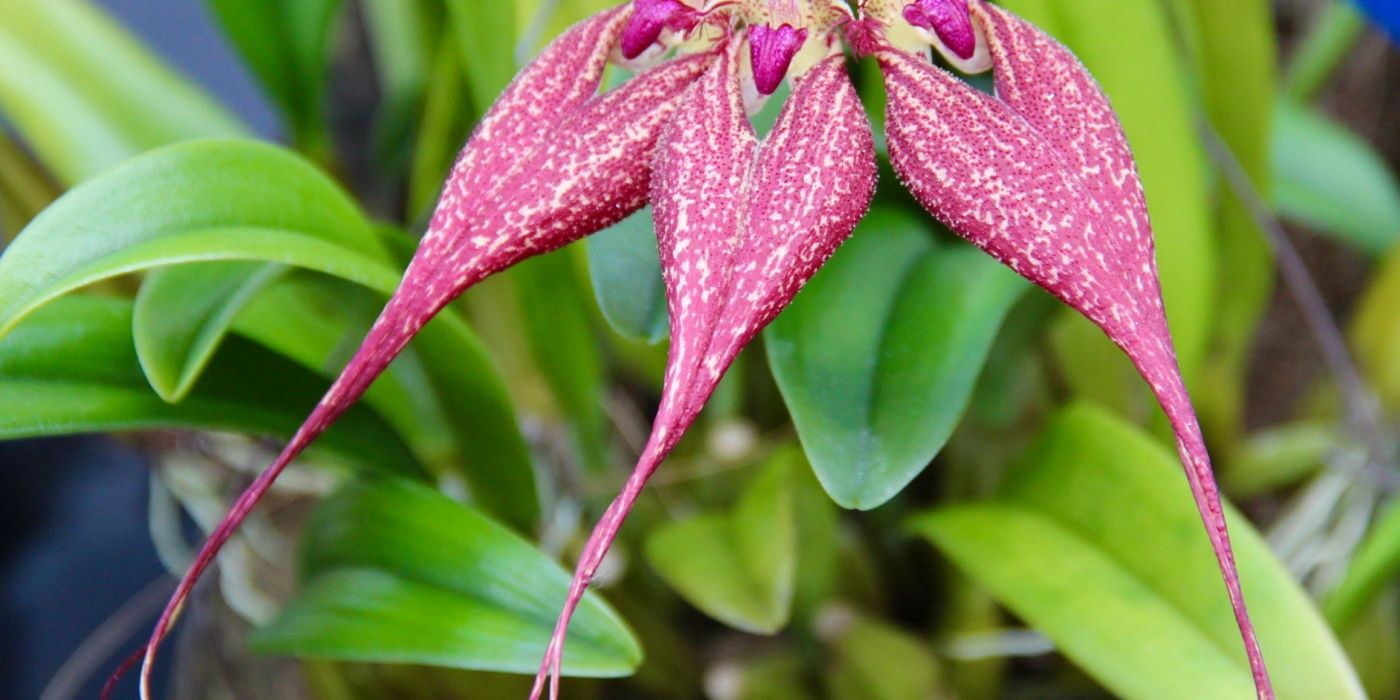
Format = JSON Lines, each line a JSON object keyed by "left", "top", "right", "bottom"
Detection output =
{"left": 121, "top": 7, "right": 718, "bottom": 699}
{"left": 529, "top": 43, "right": 876, "bottom": 699}
{"left": 879, "top": 4, "right": 1273, "bottom": 697}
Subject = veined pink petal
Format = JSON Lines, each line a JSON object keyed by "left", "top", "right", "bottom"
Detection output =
{"left": 529, "top": 41, "right": 876, "bottom": 700}
{"left": 112, "top": 7, "right": 719, "bottom": 700}
{"left": 879, "top": 3, "right": 1274, "bottom": 698}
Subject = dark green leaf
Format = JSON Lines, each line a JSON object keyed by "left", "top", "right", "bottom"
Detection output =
{"left": 766, "top": 209, "right": 1024, "bottom": 509}
{"left": 252, "top": 478, "right": 638, "bottom": 676}
{"left": 134, "top": 262, "right": 287, "bottom": 403}
{"left": 0, "top": 0, "right": 246, "bottom": 185}
{"left": 515, "top": 249, "right": 610, "bottom": 471}
{"left": 586, "top": 206, "right": 668, "bottom": 343}
{"left": 911, "top": 405, "right": 1362, "bottom": 700}
{"left": 1273, "top": 98, "right": 1400, "bottom": 255}
{"left": 204, "top": 0, "right": 343, "bottom": 152}
{"left": 0, "top": 295, "right": 418, "bottom": 473}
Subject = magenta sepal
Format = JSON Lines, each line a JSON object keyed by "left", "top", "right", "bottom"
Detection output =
{"left": 903, "top": 0, "right": 978, "bottom": 59}
{"left": 879, "top": 3, "right": 1274, "bottom": 698}
{"left": 620, "top": 0, "right": 702, "bottom": 59}
{"left": 529, "top": 40, "right": 876, "bottom": 700}
{"left": 109, "top": 6, "right": 718, "bottom": 699}
{"left": 748, "top": 24, "right": 808, "bottom": 95}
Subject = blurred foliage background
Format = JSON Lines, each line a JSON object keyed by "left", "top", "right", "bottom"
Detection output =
{"left": 2, "top": 0, "right": 1399, "bottom": 698}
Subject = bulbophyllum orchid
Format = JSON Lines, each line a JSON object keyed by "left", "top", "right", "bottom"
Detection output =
{"left": 108, "top": 1, "right": 1276, "bottom": 699}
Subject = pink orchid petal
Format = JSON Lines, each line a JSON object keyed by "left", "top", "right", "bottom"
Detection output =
{"left": 748, "top": 24, "right": 808, "bottom": 95}
{"left": 530, "top": 42, "right": 876, "bottom": 699}
{"left": 113, "top": 7, "right": 719, "bottom": 699}
{"left": 620, "top": 0, "right": 701, "bottom": 59}
{"left": 904, "top": 0, "right": 978, "bottom": 60}
{"left": 880, "top": 4, "right": 1273, "bottom": 698}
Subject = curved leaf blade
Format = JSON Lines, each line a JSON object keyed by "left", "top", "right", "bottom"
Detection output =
{"left": 0, "top": 295, "right": 418, "bottom": 473}
{"left": 766, "top": 209, "right": 1024, "bottom": 509}
{"left": 912, "top": 405, "right": 1362, "bottom": 700}
{"left": 0, "top": 139, "right": 393, "bottom": 339}
{"left": 251, "top": 478, "right": 639, "bottom": 676}
{"left": 586, "top": 206, "right": 669, "bottom": 344}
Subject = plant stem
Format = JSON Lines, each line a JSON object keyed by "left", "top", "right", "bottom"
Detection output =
{"left": 1195, "top": 114, "right": 1392, "bottom": 467}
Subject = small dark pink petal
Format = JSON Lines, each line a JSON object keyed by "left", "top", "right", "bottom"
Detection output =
{"left": 529, "top": 43, "right": 876, "bottom": 700}
{"left": 903, "top": 0, "right": 978, "bottom": 60}
{"left": 879, "top": 4, "right": 1274, "bottom": 698}
{"left": 116, "top": 7, "right": 719, "bottom": 699}
{"left": 748, "top": 24, "right": 808, "bottom": 95}
{"left": 620, "top": 0, "right": 701, "bottom": 59}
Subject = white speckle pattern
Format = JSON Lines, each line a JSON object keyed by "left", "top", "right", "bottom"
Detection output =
{"left": 138, "top": 8, "right": 719, "bottom": 699}
{"left": 532, "top": 40, "right": 876, "bottom": 700}
{"left": 880, "top": 4, "right": 1272, "bottom": 697}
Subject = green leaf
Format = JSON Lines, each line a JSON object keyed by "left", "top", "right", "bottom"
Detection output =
{"left": 765, "top": 209, "right": 1024, "bottom": 510}
{"left": 204, "top": 0, "right": 344, "bottom": 152}
{"left": 133, "top": 262, "right": 288, "bottom": 403}
{"left": 1175, "top": 0, "right": 1277, "bottom": 449}
{"left": 0, "top": 295, "right": 418, "bottom": 473}
{"left": 1325, "top": 498, "right": 1400, "bottom": 632}
{"left": 1352, "top": 245, "right": 1400, "bottom": 412}
{"left": 645, "top": 451, "right": 798, "bottom": 634}
{"left": 444, "top": 0, "right": 517, "bottom": 116}
{"left": 0, "top": 0, "right": 246, "bottom": 185}
{"left": 0, "top": 140, "right": 398, "bottom": 340}
{"left": 1273, "top": 98, "right": 1400, "bottom": 255}
{"left": 911, "top": 405, "right": 1362, "bottom": 700}
{"left": 515, "top": 249, "right": 610, "bottom": 470}
{"left": 1283, "top": 1, "right": 1365, "bottom": 101}
{"left": 1223, "top": 421, "right": 1335, "bottom": 498}
{"left": 822, "top": 610, "right": 943, "bottom": 700}
{"left": 251, "top": 478, "right": 640, "bottom": 676}
{"left": 408, "top": 31, "right": 474, "bottom": 218}
{"left": 586, "top": 206, "right": 668, "bottom": 344}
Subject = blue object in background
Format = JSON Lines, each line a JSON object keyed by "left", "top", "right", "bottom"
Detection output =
{"left": 1355, "top": 0, "right": 1400, "bottom": 45}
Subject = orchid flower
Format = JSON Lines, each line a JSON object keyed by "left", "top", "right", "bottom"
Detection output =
{"left": 110, "top": 2, "right": 1275, "bottom": 700}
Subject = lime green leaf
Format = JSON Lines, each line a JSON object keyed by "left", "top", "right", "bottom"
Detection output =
{"left": 911, "top": 405, "right": 1362, "bottom": 700}
{"left": 1352, "top": 245, "right": 1400, "bottom": 412}
{"left": 0, "top": 140, "right": 397, "bottom": 340}
{"left": 822, "top": 610, "right": 943, "bottom": 700}
{"left": 645, "top": 452, "right": 797, "bottom": 633}
{"left": 134, "top": 262, "right": 288, "bottom": 403}
{"left": 204, "top": 0, "right": 344, "bottom": 152}
{"left": 444, "top": 0, "right": 517, "bottom": 116}
{"left": 766, "top": 209, "right": 1024, "bottom": 510}
{"left": 251, "top": 478, "right": 638, "bottom": 676}
{"left": 586, "top": 206, "right": 668, "bottom": 344}
{"left": 0, "top": 295, "right": 418, "bottom": 473}
{"left": 408, "top": 32, "right": 474, "bottom": 217}
{"left": 1325, "top": 498, "right": 1400, "bottom": 632}
{"left": 0, "top": 0, "right": 246, "bottom": 185}
{"left": 1176, "top": 0, "right": 1277, "bottom": 448}
{"left": 1273, "top": 98, "right": 1400, "bottom": 255}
